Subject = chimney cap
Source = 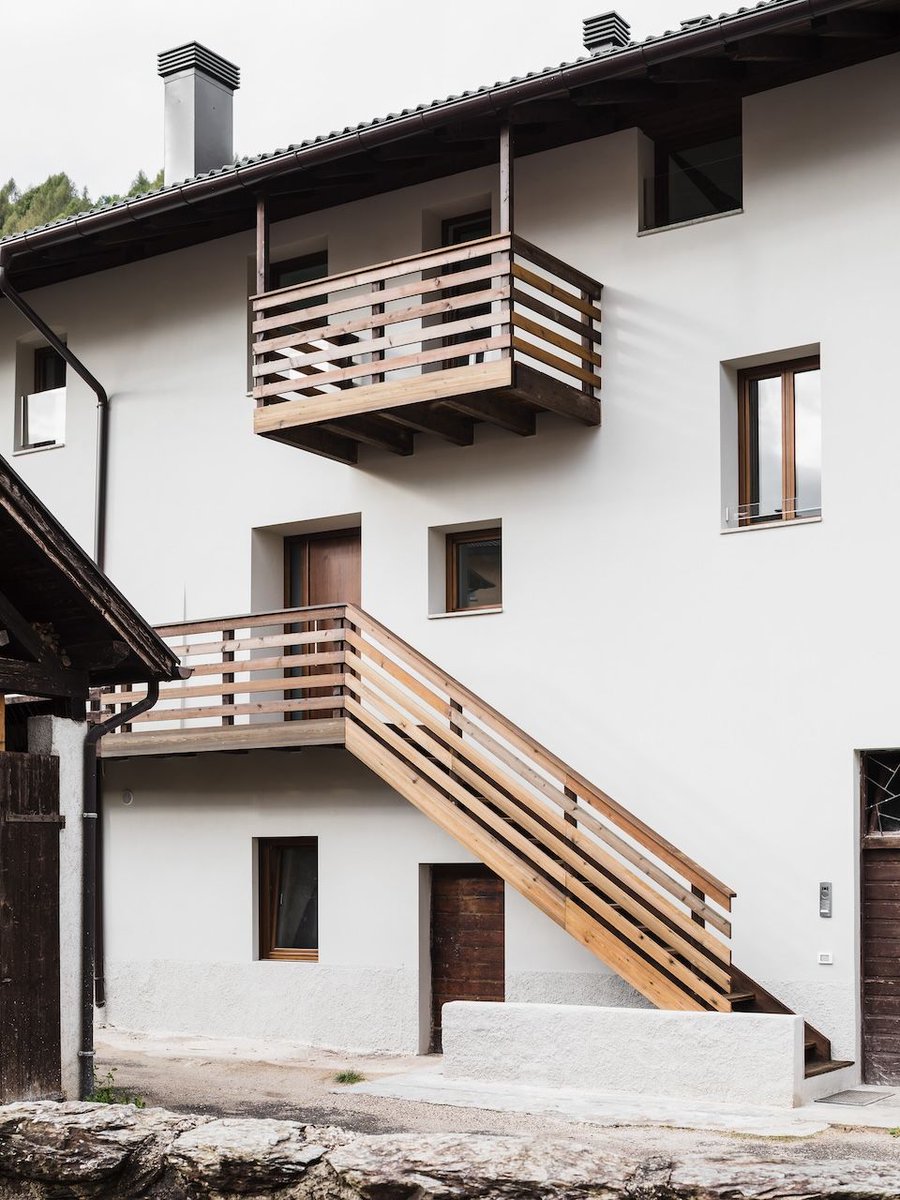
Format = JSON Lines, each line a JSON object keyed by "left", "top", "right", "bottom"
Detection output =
{"left": 158, "top": 42, "right": 240, "bottom": 91}
{"left": 583, "top": 11, "right": 631, "bottom": 55}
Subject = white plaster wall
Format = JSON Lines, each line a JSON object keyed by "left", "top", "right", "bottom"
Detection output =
{"left": 443, "top": 1001, "right": 807, "bottom": 1108}
{"left": 3, "top": 54, "right": 899, "bottom": 1063}
{"left": 101, "top": 749, "right": 616, "bottom": 1052}
{"left": 27, "top": 716, "right": 85, "bottom": 1099}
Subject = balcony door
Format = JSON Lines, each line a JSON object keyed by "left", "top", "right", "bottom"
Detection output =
{"left": 285, "top": 529, "right": 361, "bottom": 719}
{"left": 441, "top": 211, "right": 492, "bottom": 368}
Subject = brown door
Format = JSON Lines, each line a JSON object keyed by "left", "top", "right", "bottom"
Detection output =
{"left": 0, "top": 752, "right": 62, "bottom": 1102}
{"left": 861, "top": 750, "right": 900, "bottom": 1083}
{"left": 285, "top": 529, "right": 361, "bottom": 718}
{"left": 430, "top": 864, "right": 504, "bottom": 1053}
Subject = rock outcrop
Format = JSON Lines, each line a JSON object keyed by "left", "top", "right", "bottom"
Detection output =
{"left": 0, "top": 1101, "right": 897, "bottom": 1199}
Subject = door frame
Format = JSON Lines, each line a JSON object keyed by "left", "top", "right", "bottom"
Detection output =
{"left": 283, "top": 526, "right": 362, "bottom": 610}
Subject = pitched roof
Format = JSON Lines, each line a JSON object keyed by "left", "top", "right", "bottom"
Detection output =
{"left": 0, "top": 454, "right": 182, "bottom": 695}
{"left": 2, "top": 0, "right": 898, "bottom": 290}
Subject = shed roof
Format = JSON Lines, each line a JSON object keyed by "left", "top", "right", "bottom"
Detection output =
{"left": 0, "top": 454, "right": 182, "bottom": 698}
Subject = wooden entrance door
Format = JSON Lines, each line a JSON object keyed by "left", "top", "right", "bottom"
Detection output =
{"left": 430, "top": 864, "right": 504, "bottom": 1053}
{"left": 0, "top": 752, "right": 62, "bottom": 1102}
{"left": 285, "top": 529, "right": 361, "bottom": 719}
{"left": 861, "top": 750, "right": 900, "bottom": 1083}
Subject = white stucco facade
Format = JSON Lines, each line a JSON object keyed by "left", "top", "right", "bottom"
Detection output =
{"left": 1, "top": 53, "right": 898, "bottom": 1068}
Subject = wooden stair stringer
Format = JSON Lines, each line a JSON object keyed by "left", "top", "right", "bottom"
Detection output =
{"left": 346, "top": 720, "right": 706, "bottom": 1013}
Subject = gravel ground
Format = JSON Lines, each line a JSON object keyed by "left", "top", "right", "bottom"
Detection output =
{"left": 96, "top": 1032, "right": 900, "bottom": 1168}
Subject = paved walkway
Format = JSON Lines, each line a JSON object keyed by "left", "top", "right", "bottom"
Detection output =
{"left": 95, "top": 1029, "right": 900, "bottom": 1164}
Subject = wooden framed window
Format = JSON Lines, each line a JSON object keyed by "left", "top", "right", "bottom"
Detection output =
{"left": 446, "top": 527, "right": 501, "bottom": 612}
{"left": 269, "top": 251, "right": 328, "bottom": 293}
{"left": 259, "top": 837, "right": 318, "bottom": 962}
{"left": 737, "top": 357, "right": 821, "bottom": 526}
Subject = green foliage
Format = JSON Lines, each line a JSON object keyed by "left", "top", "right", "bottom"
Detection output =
{"left": 87, "top": 1067, "right": 146, "bottom": 1108}
{"left": 334, "top": 1069, "right": 365, "bottom": 1084}
{"left": 0, "top": 168, "right": 163, "bottom": 238}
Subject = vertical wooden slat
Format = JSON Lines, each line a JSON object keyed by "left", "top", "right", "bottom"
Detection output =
{"left": 222, "top": 628, "right": 235, "bottom": 727}
{"left": 256, "top": 197, "right": 270, "bottom": 297}
{"left": 0, "top": 695, "right": 5, "bottom": 753}
{"left": 371, "top": 279, "right": 385, "bottom": 385}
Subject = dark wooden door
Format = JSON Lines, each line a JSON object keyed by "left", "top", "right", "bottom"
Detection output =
{"left": 0, "top": 752, "right": 62, "bottom": 1102}
{"left": 862, "top": 844, "right": 900, "bottom": 1083}
{"left": 285, "top": 529, "right": 361, "bottom": 719}
{"left": 430, "top": 864, "right": 504, "bottom": 1053}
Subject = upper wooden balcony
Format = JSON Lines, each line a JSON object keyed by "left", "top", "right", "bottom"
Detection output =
{"left": 250, "top": 234, "right": 602, "bottom": 463}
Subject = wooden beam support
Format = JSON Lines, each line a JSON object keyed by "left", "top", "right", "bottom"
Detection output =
{"left": 512, "top": 363, "right": 600, "bottom": 426}
{"left": 499, "top": 123, "right": 514, "bottom": 236}
{"left": 0, "top": 657, "right": 88, "bottom": 701}
{"left": 255, "top": 196, "right": 270, "bottom": 297}
{"left": 385, "top": 403, "right": 475, "bottom": 447}
{"left": 444, "top": 392, "right": 535, "bottom": 437}
{"left": 0, "top": 588, "right": 45, "bottom": 663}
{"left": 324, "top": 415, "right": 414, "bottom": 456}
{"left": 258, "top": 424, "right": 359, "bottom": 465}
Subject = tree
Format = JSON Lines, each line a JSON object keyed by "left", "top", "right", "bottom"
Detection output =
{"left": 0, "top": 168, "right": 163, "bottom": 238}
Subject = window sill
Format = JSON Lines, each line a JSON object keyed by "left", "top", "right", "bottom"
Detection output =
{"left": 720, "top": 515, "right": 822, "bottom": 535}
{"left": 638, "top": 208, "right": 743, "bottom": 237}
{"left": 428, "top": 606, "right": 503, "bottom": 620}
{"left": 12, "top": 441, "right": 65, "bottom": 456}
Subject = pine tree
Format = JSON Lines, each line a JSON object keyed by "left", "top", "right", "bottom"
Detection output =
{"left": 0, "top": 168, "right": 163, "bottom": 238}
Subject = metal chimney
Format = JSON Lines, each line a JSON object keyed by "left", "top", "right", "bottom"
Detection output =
{"left": 157, "top": 42, "right": 240, "bottom": 185}
{"left": 583, "top": 12, "right": 631, "bottom": 55}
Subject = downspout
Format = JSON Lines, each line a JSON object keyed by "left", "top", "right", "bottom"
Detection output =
{"left": 80, "top": 681, "right": 159, "bottom": 1099}
{"left": 0, "top": 247, "right": 110, "bottom": 570}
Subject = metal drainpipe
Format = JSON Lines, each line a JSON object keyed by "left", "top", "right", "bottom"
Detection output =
{"left": 80, "top": 681, "right": 159, "bottom": 1099}
{"left": 0, "top": 248, "right": 110, "bottom": 570}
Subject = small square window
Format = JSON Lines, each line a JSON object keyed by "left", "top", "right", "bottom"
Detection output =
{"left": 737, "top": 357, "right": 821, "bottom": 525}
{"left": 16, "top": 345, "right": 66, "bottom": 450}
{"left": 446, "top": 527, "right": 502, "bottom": 612}
{"left": 259, "top": 838, "right": 318, "bottom": 961}
{"left": 641, "top": 117, "right": 742, "bottom": 231}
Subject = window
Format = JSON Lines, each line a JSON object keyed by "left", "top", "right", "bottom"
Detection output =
{"left": 446, "top": 527, "right": 502, "bottom": 612}
{"left": 642, "top": 124, "right": 742, "bottom": 230}
{"left": 737, "top": 357, "right": 821, "bottom": 526}
{"left": 441, "top": 211, "right": 492, "bottom": 368}
{"left": 259, "top": 838, "right": 318, "bottom": 961}
{"left": 270, "top": 251, "right": 328, "bottom": 293}
{"left": 17, "top": 345, "right": 66, "bottom": 449}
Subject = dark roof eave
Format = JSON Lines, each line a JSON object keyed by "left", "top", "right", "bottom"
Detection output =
{"left": 0, "top": 0, "right": 873, "bottom": 263}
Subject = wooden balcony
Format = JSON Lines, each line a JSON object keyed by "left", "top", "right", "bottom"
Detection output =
{"left": 250, "top": 234, "right": 602, "bottom": 463}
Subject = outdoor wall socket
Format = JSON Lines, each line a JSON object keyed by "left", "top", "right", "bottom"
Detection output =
{"left": 818, "top": 952, "right": 834, "bottom": 965}
{"left": 819, "top": 881, "right": 832, "bottom": 917}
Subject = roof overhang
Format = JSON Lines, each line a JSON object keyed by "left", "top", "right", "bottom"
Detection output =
{"left": 2, "top": 0, "right": 900, "bottom": 292}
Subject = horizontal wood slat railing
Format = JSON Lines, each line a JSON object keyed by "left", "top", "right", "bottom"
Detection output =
{"left": 250, "top": 233, "right": 601, "bottom": 419}
{"left": 93, "top": 601, "right": 739, "bottom": 1014}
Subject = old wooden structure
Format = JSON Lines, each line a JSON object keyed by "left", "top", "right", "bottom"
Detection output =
{"left": 0, "top": 453, "right": 180, "bottom": 1101}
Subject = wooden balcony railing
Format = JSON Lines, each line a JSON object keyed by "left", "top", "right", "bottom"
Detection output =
{"left": 250, "top": 234, "right": 602, "bottom": 463}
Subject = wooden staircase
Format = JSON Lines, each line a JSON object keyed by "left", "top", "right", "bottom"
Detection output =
{"left": 94, "top": 601, "right": 849, "bottom": 1078}
{"left": 341, "top": 605, "right": 849, "bottom": 1079}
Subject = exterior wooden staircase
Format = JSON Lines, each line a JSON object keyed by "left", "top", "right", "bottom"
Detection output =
{"left": 94, "top": 602, "right": 849, "bottom": 1078}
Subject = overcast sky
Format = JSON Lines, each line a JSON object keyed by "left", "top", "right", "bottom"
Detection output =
{"left": 3, "top": 0, "right": 696, "bottom": 197}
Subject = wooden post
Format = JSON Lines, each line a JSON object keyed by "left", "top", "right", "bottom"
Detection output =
{"left": 0, "top": 693, "right": 5, "bottom": 752}
{"left": 499, "top": 124, "right": 514, "bottom": 235}
{"left": 256, "top": 196, "right": 270, "bottom": 296}
{"left": 222, "top": 628, "right": 235, "bottom": 727}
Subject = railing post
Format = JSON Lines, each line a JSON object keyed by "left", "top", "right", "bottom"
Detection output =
{"left": 372, "top": 279, "right": 385, "bottom": 385}
{"left": 222, "top": 628, "right": 235, "bottom": 727}
{"left": 691, "top": 884, "right": 706, "bottom": 929}
{"left": 564, "top": 783, "right": 578, "bottom": 830}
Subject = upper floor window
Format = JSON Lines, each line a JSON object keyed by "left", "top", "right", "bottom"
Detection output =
{"left": 737, "top": 357, "right": 821, "bottom": 526}
{"left": 16, "top": 345, "right": 66, "bottom": 450}
{"left": 642, "top": 116, "right": 742, "bottom": 231}
{"left": 270, "top": 251, "right": 328, "bottom": 293}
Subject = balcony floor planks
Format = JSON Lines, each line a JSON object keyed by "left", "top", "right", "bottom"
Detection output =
{"left": 254, "top": 359, "right": 600, "bottom": 461}
{"left": 98, "top": 718, "right": 346, "bottom": 758}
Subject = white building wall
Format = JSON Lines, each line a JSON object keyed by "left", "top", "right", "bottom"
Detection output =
{"left": 1, "top": 55, "right": 898, "bottom": 1059}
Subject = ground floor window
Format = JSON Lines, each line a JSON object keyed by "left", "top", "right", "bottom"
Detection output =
{"left": 259, "top": 838, "right": 318, "bottom": 961}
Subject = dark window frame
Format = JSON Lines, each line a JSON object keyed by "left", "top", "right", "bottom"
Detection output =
{"left": 446, "top": 526, "right": 502, "bottom": 613}
{"left": 258, "top": 836, "right": 319, "bottom": 962}
{"left": 644, "top": 117, "right": 742, "bottom": 231}
{"left": 33, "top": 345, "right": 66, "bottom": 394}
{"left": 269, "top": 250, "right": 329, "bottom": 293}
{"left": 737, "top": 355, "right": 821, "bottom": 526}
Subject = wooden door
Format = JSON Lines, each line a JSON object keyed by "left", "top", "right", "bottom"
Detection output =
{"left": 0, "top": 752, "right": 62, "bottom": 1102}
{"left": 430, "top": 864, "right": 504, "bottom": 1053}
{"left": 285, "top": 529, "right": 361, "bottom": 719}
{"left": 862, "top": 844, "right": 900, "bottom": 1083}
